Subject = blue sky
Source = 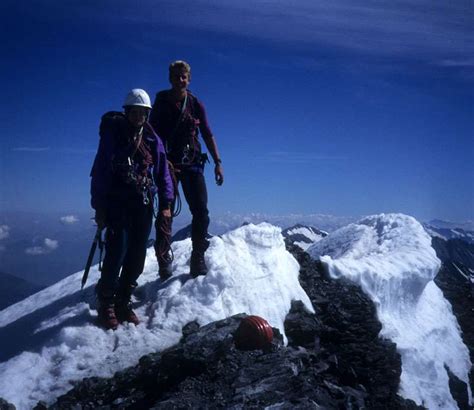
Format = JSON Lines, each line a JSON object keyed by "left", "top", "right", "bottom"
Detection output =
{"left": 1, "top": 0, "right": 473, "bottom": 222}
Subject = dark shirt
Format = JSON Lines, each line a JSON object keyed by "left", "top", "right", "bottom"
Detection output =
{"left": 149, "top": 90, "right": 214, "bottom": 165}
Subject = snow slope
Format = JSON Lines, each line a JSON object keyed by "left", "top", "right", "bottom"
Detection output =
{"left": 0, "top": 223, "right": 313, "bottom": 410}
{"left": 308, "top": 213, "right": 472, "bottom": 409}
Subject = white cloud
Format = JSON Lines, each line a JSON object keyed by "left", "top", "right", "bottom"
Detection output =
{"left": 110, "top": 0, "right": 473, "bottom": 63}
{"left": 19, "top": 1, "right": 473, "bottom": 71}
{"left": 25, "top": 238, "right": 59, "bottom": 255}
{"left": 25, "top": 246, "right": 47, "bottom": 256}
{"left": 12, "top": 147, "right": 50, "bottom": 152}
{"left": 438, "top": 59, "right": 474, "bottom": 68}
{"left": 44, "top": 238, "right": 59, "bottom": 250}
{"left": 60, "top": 215, "right": 79, "bottom": 225}
{"left": 0, "top": 225, "right": 10, "bottom": 240}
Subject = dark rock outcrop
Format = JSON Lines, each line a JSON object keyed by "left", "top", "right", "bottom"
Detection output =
{"left": 281, "top": 224, "right": 327, "bottom": 249}
{"left": 0, "top": 398, "right": 15, "bottom": 410}
{"left": 37, "top": 245, "right": 422, "bottom": 409}
{"left": 287, "top": 245, "right": 419, "bottom": 409}
{"left": 432, "top": 237, "right": 474, "bottom": 395}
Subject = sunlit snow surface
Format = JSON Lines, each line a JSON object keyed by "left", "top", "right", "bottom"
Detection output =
{"left": 308, "top": 213, "right": 472, "bottom": 409}
{"left": 0, "top": 223, "right": 313, "bottom": 410}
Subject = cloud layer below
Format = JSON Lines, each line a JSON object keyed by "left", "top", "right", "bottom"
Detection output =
{"left": 25, "top": 238, "right": 59, "bottom": 256}
{"left": 60, "top": 215, "right": 79, "bottom": 225}
{"left": 0, "top": 225, "right": 10, "bottom": 240}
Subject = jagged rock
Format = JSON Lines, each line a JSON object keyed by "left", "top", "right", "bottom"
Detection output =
{"left": 287, "top": 245, "right": 420, "bottom": 409}
{"left": 0, "top": 398, "right": 15, "bottom": 410}
{"left": 432, "top": 237, "right": 474, "bottom": 396}
{"left": 44, "top": 246, "right": 423, "bottom": 409}
{"left": 445, "top": 364, "right": 470, "bottom": 410}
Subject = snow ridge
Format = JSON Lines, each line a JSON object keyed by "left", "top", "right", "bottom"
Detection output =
{"left": 308, "top": 213, "right": 472, "bottom": 409}
{"left": 0, "top": 223, "right": 313, "bottom": 410}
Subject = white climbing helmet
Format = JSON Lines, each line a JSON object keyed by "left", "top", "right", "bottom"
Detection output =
{"left": 123, "top": 89, "right": 152, "bottom": 109}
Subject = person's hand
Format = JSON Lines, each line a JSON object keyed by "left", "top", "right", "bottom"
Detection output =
{"left": 161, "top": 208, "right": 172, "bottom": 218}
{"left": 94, "top": 209, "right": 106, "bottom": 229}
{"left": 215, "top": 164, "right": 224, "bottom": 186}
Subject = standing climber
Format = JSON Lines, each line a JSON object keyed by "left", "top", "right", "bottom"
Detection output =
{"left": 150, "top": 60, "right": 224, "bottom": 279}
{"left": 90, "top": 89, "right": 174, "bottom": 330}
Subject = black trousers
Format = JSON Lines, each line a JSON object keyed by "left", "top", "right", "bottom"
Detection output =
{"left": 98, "top": 200, "right": 153, "bottom": 301}
{"left": 155, "top": 169, "right": 210, "bottom": 263}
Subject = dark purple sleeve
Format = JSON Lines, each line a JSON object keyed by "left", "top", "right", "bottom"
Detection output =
{"left": 196, "top": 99, "right": 214, "bottom": 144}
{"left": 153, "top": 133, "right": 175, "bottom": 206}
{"left": 90, "top": 126, "right": 116, "bottom": 210}
{"left": 149, "top": 92, "right": 168, "bottom": 141}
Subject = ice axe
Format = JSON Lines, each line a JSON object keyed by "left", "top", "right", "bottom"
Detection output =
{"left": 81, "top": 226, "right": 104, "bottom": 290}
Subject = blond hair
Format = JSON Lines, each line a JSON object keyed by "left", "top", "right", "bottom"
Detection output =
{"left": 169, "top": 60, "right": 191, "bottom": 78}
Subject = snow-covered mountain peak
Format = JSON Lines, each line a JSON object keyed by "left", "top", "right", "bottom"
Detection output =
{"left": 308, "top": 213, "right": 472, "bottom": 409}
{"left": 282, "top": 223, "right": 328, "bottom": 250}
{"left": 309, "top": 213, "right": 434, "bottom": 263}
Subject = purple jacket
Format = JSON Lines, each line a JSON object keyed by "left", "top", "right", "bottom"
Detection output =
{"left": 149, "top": 90, "right": 214, "bottom": 165}
{"left": 90, "top": 112, "right": 174, "bottom": 211}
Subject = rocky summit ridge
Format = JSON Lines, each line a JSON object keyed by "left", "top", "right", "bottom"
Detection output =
{"left": 1, "top": 222, "right": 472, "bottom": 409}
{"left": 12, "top": 246, "right": 429, "bottom": 410}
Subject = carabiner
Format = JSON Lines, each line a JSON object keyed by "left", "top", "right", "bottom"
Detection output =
{"left": 142, "top": 186, "right": 150, "bottom": 205}
{"left": 182, "top": 144, "right": 190, "bottom": 164}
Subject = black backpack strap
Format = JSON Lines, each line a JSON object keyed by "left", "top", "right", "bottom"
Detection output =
{"left": 170, "top": 93, "right": 188, "bottom": 140}
{"left": 99, "top": 111, "right": 126, "bottom": 139}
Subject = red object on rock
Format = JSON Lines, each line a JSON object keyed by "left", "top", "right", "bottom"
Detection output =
{"left": 234, "top": 315, "right": 274, "bottom": 350}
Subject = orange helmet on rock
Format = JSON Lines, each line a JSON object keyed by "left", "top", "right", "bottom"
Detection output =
{"left": 234, "top": 315, "right": 274, "bottom": 350}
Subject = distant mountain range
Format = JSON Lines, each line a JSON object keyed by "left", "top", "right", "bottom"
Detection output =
{"left": 281, "top": 224, "right": 327, "bottom": 250}
{"left": 209, "top": 212, "right": 355, "bottom": 234}
{"left": 428, "top": 219, "right": 474, "bottom": 231}
{"left": 0, "top": 271, "right": 43, "bottom": 311}
{"left": 423, "top": 223, "right": 474, "bottom": 244}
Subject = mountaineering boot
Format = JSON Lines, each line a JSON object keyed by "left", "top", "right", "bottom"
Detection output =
{"left": 115, "top": 283, "right": 140, "bottom": 325}
{"left": 190, "top": 250, "right": 208, "bottom": 278}
{"left": 115, "top": 302, "right": 140, "bottom": 325}
{"left": 159, "top": 262, "right": 172, "bottom": 280}
{"left": 97, "top": 303, "right": 119, "bottom": 330}
{"left": 96, "top": 283, "right": 119, "bottom": 330}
